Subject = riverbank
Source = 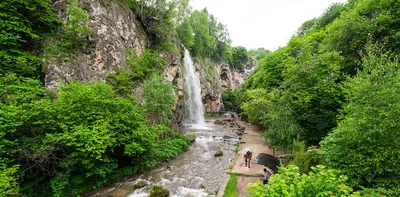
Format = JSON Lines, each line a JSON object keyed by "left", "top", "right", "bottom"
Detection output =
{"left": 218, "top": 121, "right": 284, "bottom": 197}
{"left": 83, "top": 118, "right": 240, "bottom": 197}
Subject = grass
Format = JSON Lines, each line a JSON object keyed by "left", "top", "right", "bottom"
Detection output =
{"left": 223, "top": 174, "right": 239, "bottom": 197}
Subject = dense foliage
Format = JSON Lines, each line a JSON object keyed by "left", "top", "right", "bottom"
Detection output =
{"left": 221, "top": 89, "right": 242, "bottom": 112}
{"left": 108, "top": 49, "right": 165, "bottom": 96}
{"left": 0, "top": 75, "right": 190, "bottom": 196}
{"left": 44, "top": 0, "right": 93, "bottom": 60}
{"left": 127, "top": 0, "right": 190, "bottom": 51}
{"left": 231, "top": 46, "right": 249, "bottom": 71}
{"left": 242, "top": 0, "right": 400, "bottom": 150}
{"left": 247, "top": 165, "right": 389, "bottom": 197}
{"left": 177, "top": 8, "right": 233, "bottom": 62}
{"left": 248, "top": 48, "right": 271, "bottom": 61}
{"left": 0, "top": 0, "right": 59, "bottom": 78}
{"left": 322, "top": 46, "right": 400, "bottom": 190}
{"left": 143, "top": 75, "right": 177, "bottom": 126}
{"left": 0, "top": 1, "right": 193, "bottom": 195}
{"left": 242, "top": 0, "right": 400, "bottom": 194}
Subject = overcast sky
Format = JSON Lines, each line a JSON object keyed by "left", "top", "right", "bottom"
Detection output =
{"left": 191, "top": 0, "right": 347, "bottom": 51}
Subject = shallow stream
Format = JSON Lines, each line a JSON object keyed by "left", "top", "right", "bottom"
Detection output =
{"left": 87, "top": 119, "right": 240, "bottom": 197}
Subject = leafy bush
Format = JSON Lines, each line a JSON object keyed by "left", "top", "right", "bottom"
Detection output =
{"left": 231, "top": 46, "right": 249, "bottom": 71}
{"left": 178, "top": 9, "right": 232, "bottom": 62}
{"left": 0, "top": 162, "right": 19, "bottom": 196}
{"left": 222, "top": 89, "right": 242, "bottom": 112}
{"left": 0, "top": 79, "right": 189, "bottom": 196}
{"left": 322, "top": 45, "right": 400, "bottom": 189}
{"left": 241, "top": 89, "right": 269, "bottom": 124}
{"left": 108, "top": 49, "right": 165, "bottom": 96}
{"left": 290, "top": 139, "right": 311, "bottom": 174}
{"left": 247, "top": 165, "right": 354, "bottom": 197}
{"left": 44, "top": 0, "right": 92, "bottom": 60}
{"left": 0, "top": 0, "right": 59, "bottom": 77}
{"left": 143, "top": 75, "right": 177, "bottom": 126}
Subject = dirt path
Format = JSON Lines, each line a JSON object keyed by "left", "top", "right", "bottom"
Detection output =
{"left": 218, "top": 121, "right": 284, "bottom": 197}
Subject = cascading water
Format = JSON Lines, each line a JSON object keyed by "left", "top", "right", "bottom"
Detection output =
{"left": 183, "top": 49, "right": 205, "bottom": 125}
{"left": 85, "top": 49, "right": 241, "bottom": 197}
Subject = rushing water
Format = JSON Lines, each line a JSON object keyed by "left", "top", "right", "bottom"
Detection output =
{"left": 84, "top": 49, "right": 235, "bottom": 197}
{"left": 183, "top": 49, "right": 205, "bottom": 125}
{"left": 86, "top": 120, "right": 239, "bottom": 197}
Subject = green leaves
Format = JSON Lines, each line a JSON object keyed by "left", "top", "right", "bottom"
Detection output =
{"left": 0, "top": 78, "right": 190, "bottom": 196}
{"left": 247, "top": 165, "right": 354, "bottom": 197}
{"left": 177, "top": 9, "right": 232, "bottom": 61}
{"left": 222, "top": 89, "right": 242, "bottom": 112}
{"left": 0, "top": 162, "right": 19, "bottom": 196}
{"left": 108, "top": 49, "right": 165, "bottom": 96}
{"left": 322, "top": 46, "right": 400, "bottom": 189}
{"left": 143, "top": 75, "right": 176, "bottom": 126}
{"left": 0, "top": 0, "right": 59, "bottom": 77}
{"left": 231, "top": 46, "right": 249, "bottom": 71}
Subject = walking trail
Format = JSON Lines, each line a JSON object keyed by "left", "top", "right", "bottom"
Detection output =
{"left": 217, "top": 121, "right": 284, "bottom": 197}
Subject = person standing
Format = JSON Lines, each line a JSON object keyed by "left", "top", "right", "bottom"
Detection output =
{"left": 244, "top": 150, "right": 252, "bottom": 168}
{"left": 263, "top": 167, "right": 272, "bottom": 184}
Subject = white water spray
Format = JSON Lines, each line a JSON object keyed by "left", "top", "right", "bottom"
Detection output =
{"left": 183, "top": 49, "right": 205, "bottom": 125}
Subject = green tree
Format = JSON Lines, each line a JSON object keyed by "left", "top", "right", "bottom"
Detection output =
{"left": 322, "top": 45, "right": 400, "bottom": 189}
{"left": 0, "top": 162, "right": 19, "bottom": 196}
{"left": 189, "top": 10, "right": 217, "bottom": 57}
{"left": 231, "top": 46, "right": 249, "bottom": 71}
{"left": 222, "top": 89, "right": 241, "bottom": 112}
{"left": 143, "top": 75, "right": 177, "bottom": 126}
{"left": 0, "top": 0, "right": 59, "bottom": 77}
{"left": 248, "top": 48, "right": 271, "bottom": 60}
{"left": 290, "top": 139, "right": 311, "bottom": 174}
{"left": 244, "top": 48, "right": 286, "bottom": 89}
{"left": 177, "top": 18, "right": 195, "bottom": 49}
{"left": 262, "top": 89, "right": 301, "bottom": 151}
{"left": 241, "top": 89, "right": 269, "bottom": 124}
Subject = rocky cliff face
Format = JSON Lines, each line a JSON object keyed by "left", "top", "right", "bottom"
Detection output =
{"left": 196, "top": 59, "right": 249, "bottom": 112}
{"left": 46, "top": 0, "right": 251, "bottom": 128}
{"left": 46, "top": 0, "right": 147, "bottom": 89}
{"left": 162, "top": 51, "right": 185, "bottom": 131}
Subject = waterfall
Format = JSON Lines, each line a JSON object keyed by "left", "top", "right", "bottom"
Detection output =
{"left": 183, "top": 49, "right": 205, "bottom": 125}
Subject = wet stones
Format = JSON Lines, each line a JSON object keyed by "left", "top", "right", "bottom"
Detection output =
{"left": 133, "top": 181, "right": 148, "bottom": 189}
{"left": 214, "top": 150, "right": 223, "bottom": 157}
{"left": 214, "top": 119, "right": 223, "bottom": 125}
{"left": 149, "top": 184, "right": 170, "bottom": 197}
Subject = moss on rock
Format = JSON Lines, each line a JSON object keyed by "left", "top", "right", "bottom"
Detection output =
{"left": 149, "top": 184, "right": 170, "bottom": 197}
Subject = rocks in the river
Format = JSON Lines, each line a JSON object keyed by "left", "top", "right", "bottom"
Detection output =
{"left": 214, "top": 147, "right": 224, "bottom": 157}
{"left": 150, "top": 184, "right": 170, "bottom": 197}
{"left": 214, "top": 119, "right": 223, "bottom": 125}
{"left": 133, "top": 181, "right": 147, "bottom": 189}
{"left": 214, "top": 150, "right": 223, "bottom": 157}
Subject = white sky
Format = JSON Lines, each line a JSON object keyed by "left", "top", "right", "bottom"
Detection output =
{"left": 191, "top": 0, "right": 347, "bottom": 51}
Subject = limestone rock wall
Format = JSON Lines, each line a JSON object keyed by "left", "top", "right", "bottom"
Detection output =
{"left": 45, "top": 0, "right": 254, "bottom": 128}
{"left": 45, "top": 0, "right": 147, "bottom": 89}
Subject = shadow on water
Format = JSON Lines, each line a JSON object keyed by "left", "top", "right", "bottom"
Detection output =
{"left": 87, "top": 119, "right": 239, "bottom": 197}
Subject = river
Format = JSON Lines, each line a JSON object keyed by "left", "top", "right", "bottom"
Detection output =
{"left": 86, "top": 118, "right": 240, "bottom": 197}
